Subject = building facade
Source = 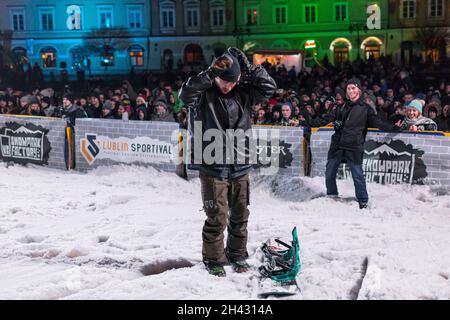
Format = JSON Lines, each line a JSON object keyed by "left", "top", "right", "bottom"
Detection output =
{"left": 0, "top": 0, "right": 236, "bottom": 76}
{"left": 234, "top": 0, "right": 390, "bottom": 66}
{"left": 388, "top": 0, "right": 450, "bottom": 66}
{"left": 0, "top": 0, "right": 448, "bottom": 77}
{"left": 0, "top": 0, "right": 151, "bottom": 77}
{"left": 149, "top": 0, "right": 236, "bottom": 72}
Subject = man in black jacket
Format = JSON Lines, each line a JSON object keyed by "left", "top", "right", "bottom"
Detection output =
{"left": 179, "top": 48, "right": 276, "bottom": 276}
{"left": 62, "top": 94, "right": 87, "bottom": 126}
{"left": 300, "top": 78, "right": 403, "bottom": 209}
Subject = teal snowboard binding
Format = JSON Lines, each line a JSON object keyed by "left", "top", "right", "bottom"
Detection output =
{"left": 258, "top": 227, "right": 301, "bottom": 298}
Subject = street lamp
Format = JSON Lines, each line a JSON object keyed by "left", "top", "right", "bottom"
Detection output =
{"left": 349, "top": 23, "right": 368, "bottom": 60}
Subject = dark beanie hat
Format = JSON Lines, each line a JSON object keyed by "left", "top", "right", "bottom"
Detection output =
{"left": 217, "top": 54, "right": 241, "bottom": 83}
{"left": 347, "top": 77, "right": 362, "bottom": 89}
{"left": 64, "top": 94, "right": 76, "bottom": 104}
{"left": 41, "top": 96, "right": 51, "bottom": 105}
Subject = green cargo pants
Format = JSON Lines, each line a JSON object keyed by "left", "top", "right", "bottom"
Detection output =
{"left": 199, "top": 172, "right": 250, "bottom": 265}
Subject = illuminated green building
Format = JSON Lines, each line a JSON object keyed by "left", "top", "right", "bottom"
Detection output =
{"left": 235, "top": 0, "right": 450, "bottom": 63}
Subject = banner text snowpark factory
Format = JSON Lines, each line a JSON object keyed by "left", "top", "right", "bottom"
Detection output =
{"left": 362, "top": 159, "right": 412, "bottom": 184}
{"left": 4, "top": 136, "right": 42, "bottom": 159}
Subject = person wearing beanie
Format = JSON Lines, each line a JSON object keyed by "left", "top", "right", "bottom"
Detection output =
{"left": 101, "top": 100, "right": 115, "bottom": 119}
{"left": 85, "top": 93, "right": 102, "bottom": 118}
{"left": 62, "top": 94, "right": 87, "bottom": 126}
{"left": 150, "top": 99, "right": 175, "bottom": 122}
{"left": 24, "top": 100, "right": 45, "bottom": 117}
{"left": 427, "top": 106, "right": 448, "bottom": 131}
{"left": 402, "top": 99, "right": 437, "bottom": 131}
{"left": 179, "top": 47, "right": 276, "bottom": 277}
{"left": 41, "top": 96, "right": 57, "bottom": 117}
{"left": 270, "top": 103, "right": 282, "bottom": 124}
{"left": 299, "top": 76, "right": 404, "bottom": 209}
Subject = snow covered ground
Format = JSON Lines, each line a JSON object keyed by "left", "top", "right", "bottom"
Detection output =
{"left": 0, "top": 162, "right": 449, "bottom": 300}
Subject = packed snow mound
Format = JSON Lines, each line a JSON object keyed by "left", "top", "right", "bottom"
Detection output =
{"left": 0, "top": 164, "right": 449, "bottom": 300}
{"left": 252, "top": 174, "right": 325, "bottom": 202}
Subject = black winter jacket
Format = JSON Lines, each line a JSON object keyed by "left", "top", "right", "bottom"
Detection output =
{"left": 179, "top": 65, "right": 277, "bottom": 178}
{"left": 305, "top": 97, "right": 400, "bottom": 164}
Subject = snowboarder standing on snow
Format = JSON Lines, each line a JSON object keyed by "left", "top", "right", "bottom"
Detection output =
{"left": 179, "top": 48, "right": 276, "bottom": 276}
{"left": 300, "top": 77, "right": 403, "bottom": 209}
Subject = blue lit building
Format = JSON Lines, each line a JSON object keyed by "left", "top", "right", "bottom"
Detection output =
{"left": 0, "top": 0, "right": 236, "bottom": 77}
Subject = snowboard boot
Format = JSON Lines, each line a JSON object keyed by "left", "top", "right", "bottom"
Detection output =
{"left": 231, "top": 260, "right": 250, "bottom": 273}
{"left": 359, "top": 201, "right": 368, "bottom": 209}
{"left": 205, "top": 263, "right": 226, "bottom": 277}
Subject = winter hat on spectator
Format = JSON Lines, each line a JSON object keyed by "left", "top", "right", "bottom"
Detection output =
{"left": 63, "top": 94, "right": 76, "bottom": 104}
{"left": 430, "top": 92, "right": 441, "bottom": 104}
{"left": 102, "top": 100, "right": 114, "bottom": 110}
{"left": 89, "top": 93, "right": 100, "bottom": 100}
{"left": 335, "top": 87, "right": 346, "bottom": 99}
{"left": 282, "top": 101, "right": 294, "bottom": 112}
{"left": 121, "top": 99, "right": 131, "bottom": 106}
{"left": 324, "top": 96, "right": 336, "bottom": 104}
{"left": 428, "top": 106, "right": 438, "bottom": 114}
{"left": 268, "top": 98, "right": 278, "bottom": 106}
{"left": 272, "top": 103, "right": 282, "bottom": 114}
{"left": 20, "top": 95, "right": 35, "bottom": 105}
{"left": 415, "top": 92, "right": 426, "bottom": 101}
{"left": 154, "top": 99, "right": 167, "bottom": 109}
{"left": 290, "top": 96, "right": 300, "bottom": 106}
{"left": 407, "top": 99, "right": 423, "bottom": 114}
{"left": 423, "top": 102, "right": 442, "bottom": 117}
{"left": 41, "top": 96, "right": 51, "bottom": 105}
{"left": 39, "top": 89, "right": 51, "bottom": 98}
{"left": 346, "top": 77, "right": 362, "bottom": 90}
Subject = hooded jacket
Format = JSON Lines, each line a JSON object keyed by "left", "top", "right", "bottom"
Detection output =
{"left": 134, "top": 105, "right": 149, "bottom": 120}
{"left": 179, "top": 65, "right": 277, "bottom": 178}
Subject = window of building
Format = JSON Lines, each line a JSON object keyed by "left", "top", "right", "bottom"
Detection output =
{"left": 429, "top": 0, "right": 443, "bottom": 17}
{"left": 335, "top": 3, "right": 347, "bottom": 21}
{"left": 184, "top": 1, "right": 200, "bottom": 30}
{"left": 245, "top": 6, "right": 258, "bottom": 25}
{"left": 274, "top": 6, "right": 287, "bottom": 24}
{"left": 304, "top": 4, "right": 317, "bottom": 23}
{"left": 184, "top": 43, "right": 204, "bottom": 65}
{"left": 128, "top": 45, "right": 145, "bottom": 67}
{"left": 12, "top": 47, "right": 28, "bottom": 65}
{"left": 101, "top": 46, "right": 115, "bottom": 67}
{"left": 401, "top": 0, "right": 415, "bottom": 18}
{"left": 210, "top": 1, "right": 225, "bottom": 29}
{"left": 160, "top": 0, "right": 176, "bottom": 31}
{"left": 69, "top": 46, "right": 88, "bottom": 70}
{"left": 211, "top": 7, "right": 225, "bottom": 27}
{"left": 98, "top": 6, "right": 113, "bottom": 28}
{"left": 128, "top": 5, "right": 143, "bottom": 29}
{"left": 9, "top": 7, "right": 25, "bottom": 31}
{"left": 40, "top": 46, "right": 57, "bottom": 68}
{"left": 39, "top": 7, "right": 55, "bottom": 31}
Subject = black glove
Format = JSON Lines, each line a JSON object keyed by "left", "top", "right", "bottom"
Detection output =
{"left": 227, "top": 47, "right": 251, "bottom": 73}
{"left": 205, "top": 54, "right": 234, "bottom": 79}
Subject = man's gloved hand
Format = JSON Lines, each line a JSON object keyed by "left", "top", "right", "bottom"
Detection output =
{"left": 205, "top": 54, "right": 233, "bottom": 79}
{"left": 227, "top": 47, "right": 251, "bottom": 73}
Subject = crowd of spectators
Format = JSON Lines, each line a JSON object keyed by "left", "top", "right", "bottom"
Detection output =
{"left": 1, "top": 54, "right": 449, "bottom": 132}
